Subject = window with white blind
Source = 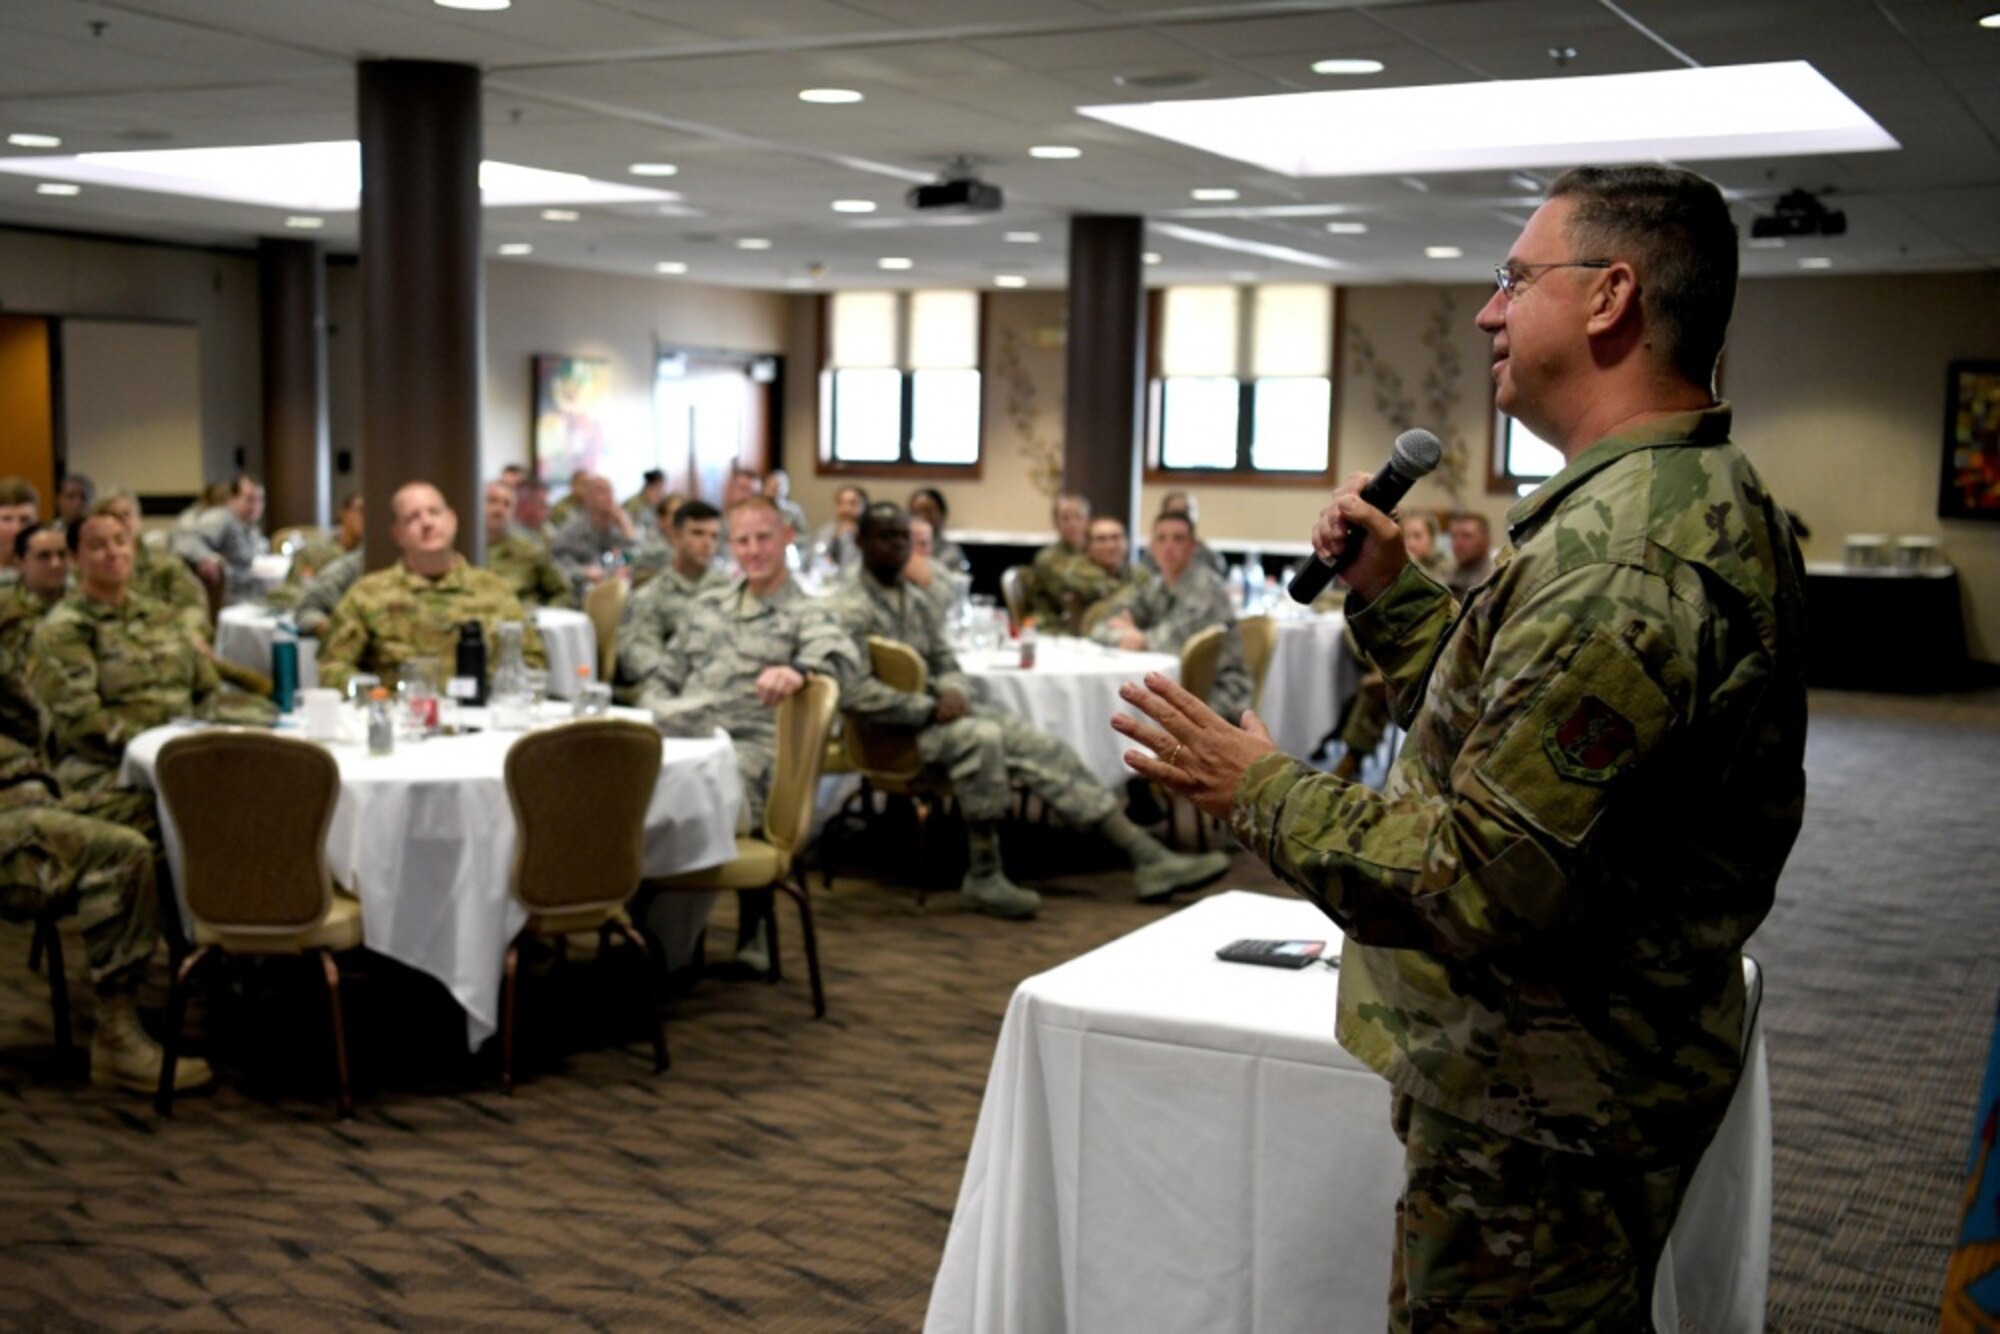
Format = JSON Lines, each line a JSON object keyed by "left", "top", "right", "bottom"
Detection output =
{"left": 1154, "top": 283, "right": 1337, "bottom": 479}
{"left": 1490, "top": 409, "right": 1565, "bottom": 496}
{"left": 823, "top": 290, "right": 982, "bottom": 471}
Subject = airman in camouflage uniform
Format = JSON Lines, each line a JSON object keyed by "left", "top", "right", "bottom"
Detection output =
{"left": 1092, "top": 513, "right": 1251, "bottom": 724}
{"left": 171, "top": 476, "right": 265, "bottom": 604}
{"left": 1121, "top": 167, "right": 1806, "bottom": 1327}
{"left": 480, "top": 481, "right": 573, "bottom": 611}
{"left": 0, "top": 732, "right": 212, "bottom": 1093}
{"left": 0, "top": 524, "right": 71, "bottom": 750}
{"left": 1027, "top": 493, "right": 1118, "bottom": 630}
{"left": 292, "top": 548, "right": 362, "bottom": 638}
{"left": 318, "top": 482, "right": 545, "bottom": 693}
{"left": 830, "top": 505, "right": 1230, "bottom": 919}
{"left": 615, "top": 499, "right": 728, "bottom": 699}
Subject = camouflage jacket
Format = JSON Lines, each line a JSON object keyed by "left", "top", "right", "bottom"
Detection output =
{"left": 1028, "top": 541, "right": 1119, "bottom": 629}
{"left": 825, "top": 569, "right": 972, "bottom": 730}
{"left": 551, "top": 513, "right": 646, "bottom": 583}
{"left": 0, "top": 584, "right": 60, "bottom": 752}
{"left": 485, "top": 533, "right": 575, "bottom": 611}
{"left": 317, "top": 557, "right": 545, "bottom": 692}
{"left": 1231, "top": 405, "right": 1807, "bottom": 1161}
{"left": 637, "top": 576, "right": 857, "bottom": 744}
{"left": 616, "top": 563, "right": 730, "bottom": 689}
{"left": 1093, "top": 564, "right": 1252, "bottom": 720}
{"left": 30, "top": 589, "right": 277, "bottom": 792}
{"left": 132, "top": 542, "right": 211, "bottom": 638}
{"left": 293, "top": 549, "right": 363, "bottom": 637}
{"left": 286, "top": 536, "right": 349, "bottom": 586}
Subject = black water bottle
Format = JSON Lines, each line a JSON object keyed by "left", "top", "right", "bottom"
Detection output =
{"left": 455, "top": 620, "right": 488, "bottom": 706}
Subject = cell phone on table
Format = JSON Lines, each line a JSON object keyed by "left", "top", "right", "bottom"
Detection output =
{"left": 1215, "top": 938, "right": 1327, "bottom": 969}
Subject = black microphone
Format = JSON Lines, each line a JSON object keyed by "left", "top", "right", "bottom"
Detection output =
{"left": 1286, "top": 428, "right": 1443, "bottom": 605}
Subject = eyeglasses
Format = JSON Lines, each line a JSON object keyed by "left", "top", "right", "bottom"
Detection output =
{"left": 1492, "top": 259, "right": 1612, "bottom": 298}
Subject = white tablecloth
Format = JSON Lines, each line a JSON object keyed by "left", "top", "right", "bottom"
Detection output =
{"left": 1253, "top": 611, "right": 1359, "bottom": 758}
{"left": 926, "top": 891, "right": 1770, "bottom": 1334}
{"left": 120, "top": 709, "right": 743, "bottom": 1049}
{"left": 215, "top": 605, "right": 595, "bottom": 701}
{"left": 958, "top": 638, "right": 1179, "bottom": 787}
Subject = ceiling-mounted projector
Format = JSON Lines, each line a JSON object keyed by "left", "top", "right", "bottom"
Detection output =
{"left": 1750, "top": 188, "right": 1845, "bottom": 239}
{"left": 908, "top": 158, "right": 1002, "bottom": 213}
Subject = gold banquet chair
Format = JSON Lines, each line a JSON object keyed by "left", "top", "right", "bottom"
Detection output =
{"left": 500, "top": 718, "right": 669, "bottom": 1093}
{"left": 152, "top": 731, "right": 364, "bottom": 1118}
{"left": 647, "top": 676, "right": 838, "bottom": 1018}
{"left": 584, "top": 576, "right": 628, "bottom": 684}
{"left": 1164, "top": 625, "right": 1227, "bottom": 850}
{"left": 832, "top": 636, "right": 956, "bottom": 906}
{"left": 1236, "top": 614, "right": 1277, "bottom": 714}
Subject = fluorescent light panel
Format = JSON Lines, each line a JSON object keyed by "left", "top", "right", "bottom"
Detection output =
{"left": 0, "top": 140, "right": 679, "bottom": 212}
{"left": 1080, "top": 62, "right": 1897, "bottom": 177}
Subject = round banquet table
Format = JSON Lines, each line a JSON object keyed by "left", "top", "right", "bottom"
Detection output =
{"left": 120, "top": 706, "right": 743, "bottom": 1049}
{"left": 216, "top": 604, "right": 595, "bottom": 700}
{"left": 957, "top": 637, "right": 1179, "bottom": 787}
{"left": 1252, "top": 610, "right": 1359, "bottom": 759}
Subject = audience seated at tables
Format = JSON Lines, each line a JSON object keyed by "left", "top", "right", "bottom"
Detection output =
{"left": 30, "top": 504, "right": 276, "bottom": 828}
{"left": 0, "top": 478, "right": 41, "bottom": 588}
{"left": 623, "top": 469, "right": 667, "bottom": 524}
{"left": 0, "top": 523, "right": 72, "bottom": 749}
{"left": 1028, "top": 492, "right": 1117, "bottom": 630}
{"left": 810, "top": 483, "right": 868, "bottom": 576}
{"left": 172, "top": 473, "right": 267, "bottom": 605}
{"left": 482, "top": 480, "right": 574, "bottom": 612}
{"left": 1077, "top": 516, "right": 1150, "bottom": 633}
{"left": 907, "top": 487, "right": 968, "bottom": 576}
{"left": 828, "top": 503, "right": 1229, "bottom": 920}
{"left": 1443, "top": 510, "right": 1496, "bottom": 599}
{"left": 317, "top": 481, "right": 545, "bottom": 692}
{"left": 1093, "top": 511, "right": 1251, "bottom": 724}
{"left": 616, "top": 499, "right": 728, "bottom": 701}
{"left": 635, "top": 495, "right": 858, "bottom": 969}
{"left": 1138, "top": 490, "right": 1227, "bottom": 579}
{"left": 54, "top": 473, "right": 94, "bottom": 535}
{"left": 552, "top": 473, "right": 650, "bottom": 590}
{"left": 0, "top": 731, "right": 212, "bottom": 1096}
{"left": 511, "top": 476, "right": 557, "bottom": 546}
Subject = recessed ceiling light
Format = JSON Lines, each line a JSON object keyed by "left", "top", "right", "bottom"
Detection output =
{"left": 1029, "top": 145, "right": 1082, "bottom": 160}
{"left": 1312, "top": 58, "right": 1385, "bottom": 75}
{"left": 878, "top": 256, "right": 914, "bottom": 270}
{"left": 284, "top": 215, "right": 325, "bottom": 230}
{"left": 1425, "top": 245, "right": 1463, "bottom": 259}
{"left": 785, "top": 276, "right": 815, "bottom": 289}
{"left": 628, "top": 162, "right": 678, "bottom": 177}
{"left": 435, "top": 0, "right": 510, "bottom": 9}
{"left": 1980, "top": 11, "right": 2000, "bottom": 28}
{"left": 1143, "top": 252, "right": 1162, "bottom": 265}
{"left": 1228, "top": 270, "right": 1258, "bottom": 282}
{"left": 831, "top": 199, "right": 877, "bottom": 213}
{"left": 1191, "top": 188, "right": 1239, "bottom": 201}
{"left": 35, "top": 182, "right": 79, "bottom": 196}
{"left": 735, "top": 237, "right": 773, "bottom": 250}
{"left": 7, "top": 133, "right": 61, "bottom": 149}
{"left": 497, "top": 243, "right": 532, "bottom": 256}
{"left": 655, "top": 261, "right": 688, "bottom": 275}
{"left": 1082, "top": 62, "right": 1898, "bottom": 178}
{"left": 994, "top": 274, "right": 1028, "bottom": 288}
{"left": 799, "top": 88, "right": 863, "bottom": 104}
{"left": 1798, "top": 256, "right": 1833, "bottom": 269}
{"left": 1325, "top": 220, "right": 1368, "bottom": 234}
{"left": 1004, "top": 231, "right": 1041, "bottom": 243}
{"left": 540, "top": 208, "right": 579, "bottom": 222}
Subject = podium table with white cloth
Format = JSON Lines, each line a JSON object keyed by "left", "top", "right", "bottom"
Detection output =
{"left": 925, "top": 890, "right": 1770, "bottom": 1334}
{"left": 120, "top": 709, "right": 743, "bottom": 1049}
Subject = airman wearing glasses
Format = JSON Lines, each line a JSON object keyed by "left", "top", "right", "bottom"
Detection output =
{"left": 1116, "top": 166, "right": 1807, "bottom": 1328}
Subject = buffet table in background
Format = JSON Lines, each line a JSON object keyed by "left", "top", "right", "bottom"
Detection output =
{"left": 926, "top": 891, "right": 1770, "bottom": 1334}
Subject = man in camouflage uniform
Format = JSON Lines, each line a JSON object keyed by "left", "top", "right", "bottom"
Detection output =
{"left": 31, "top": 509, "right": 277, "bottom": 826}
{"left": 1118, "top": 166, "right": 1806, "bottom": 1327}
{"left": 636, "top": 496, "right": 858, "bottom": 970}
{"left": 318, "top": 482, "right": 546, "bottom": 692}
{"left": 1093, "top": 511, "right": 1251, "bottom": 724}
{"left": 551, "top": 473, "right": 648, "bottom": 592}
{"left": 1076, "top": 515, "right": 1150, "bottom": 633}
{"left": 0, "top": 733, "right": 214, "bottom": 1094}
{"left": 281, "top": 491, "right": 363, "bottom": 590}
{"left": 622, "top": 469, "right": 667, "bottom": 523}
{"left": 830, "top": 504, "right": 1230, "bottom": 919}
{"left": 172, "top": 474, "right": 266, "bottom": 604}
{"left": 292, "top": 549, "right": 362, "bottom": 638}
{"left": 615, "top": 498, "right": 728, "bottom": 700}
{"left": 1027, "top": 492, "right": 1118, "bottom": 630}
{"left": 0, "top": 523, "right": 71, "bottom": 748}
{"left": 481, "top": 481, "right": 573, "bottom": 611}
{"left": 0, "top": 477, "right": 41, "bottom": 589}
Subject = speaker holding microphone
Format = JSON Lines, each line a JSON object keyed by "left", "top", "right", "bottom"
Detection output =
{"left": 1285, "top": 429, "right": 1443, "bottom": 605}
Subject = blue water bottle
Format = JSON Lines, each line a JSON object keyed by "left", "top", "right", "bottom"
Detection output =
{"left": 271, "top": 620, "right": 299, "bottom": 713}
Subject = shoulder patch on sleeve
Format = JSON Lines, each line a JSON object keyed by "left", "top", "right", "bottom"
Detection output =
{"left": 1476, "top": 626, "right": 1675, "bottom": 847}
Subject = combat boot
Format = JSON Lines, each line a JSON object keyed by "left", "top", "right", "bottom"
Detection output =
{"left": 1132, "top": 848, "right": 1232, "bottom": 903}
{"left": 959, "top": 870, "right": 1041, "bottom": 920}
{"left": 90, "top": 992, "right": 214, "bottom": 1095}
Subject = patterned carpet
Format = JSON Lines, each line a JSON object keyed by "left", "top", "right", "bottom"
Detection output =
{"left": 0, "top": 687, "right": 1993, "bottom": 1331}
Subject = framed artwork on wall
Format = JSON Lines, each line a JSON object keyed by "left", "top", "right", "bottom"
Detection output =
{"left": 1939, "top": 359, "right": 2000, "bottom": 521}
{"left": 531, "top": 354, "right": 609, "bottom": 485}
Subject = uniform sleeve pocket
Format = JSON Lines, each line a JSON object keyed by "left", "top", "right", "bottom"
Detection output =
{"left": 1474, "top": 626, "right": 1676, "bottom": 848}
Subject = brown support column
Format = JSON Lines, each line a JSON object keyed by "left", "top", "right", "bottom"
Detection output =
{"left": 1062, "top": 215, "right": 1147, "bottom": 536}
{"left": 258, "top": 238, "right": 329, "bottom": 531}
{"left": 357, "top": 60, "right": 483, "bottom": 566}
